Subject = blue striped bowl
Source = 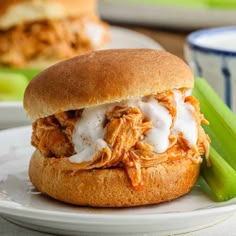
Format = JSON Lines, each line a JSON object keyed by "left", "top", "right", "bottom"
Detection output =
{"left": 185, "top": 27, "right": 236, "bottom": 112}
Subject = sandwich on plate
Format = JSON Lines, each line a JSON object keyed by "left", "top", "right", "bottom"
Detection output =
{"left": 0, "top": 0, "right": 109, "bottom": 68}
{"left": 24, "top": 49, "right": 210, "bottom": 207}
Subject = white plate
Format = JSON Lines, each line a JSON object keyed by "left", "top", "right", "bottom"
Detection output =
{"left": 99, "top": 2, "right": 236, "bottom": 29}
{"left": 0, "top": 26, "right": 162, "bottom": 130}
{"left": 0, "top": 126, "right": 236, "bottom": 236}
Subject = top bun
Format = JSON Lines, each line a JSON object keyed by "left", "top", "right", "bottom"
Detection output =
{"left": 24, "top": 49, "right": 194, "bottom": 120}
{"left": 0, "top": 0, "right": 96, "bottom": 29}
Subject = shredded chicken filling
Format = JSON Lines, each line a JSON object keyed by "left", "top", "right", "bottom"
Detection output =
{"left": 31, "top": 90, "right": 210, "bottom": 188}
{"left": 0, "top": 16, "right": 107, "bottom": 66}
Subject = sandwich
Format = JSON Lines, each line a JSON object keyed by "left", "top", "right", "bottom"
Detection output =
{"left": 24, "top": 49, "right": 210, "bottom": 207}
{"left": 0, "top": 0, "right": 109, "bottom": 68}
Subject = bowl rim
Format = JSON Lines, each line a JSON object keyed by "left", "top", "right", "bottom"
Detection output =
{"left": 187, "top": 26, "right": 236, "bottom": 56}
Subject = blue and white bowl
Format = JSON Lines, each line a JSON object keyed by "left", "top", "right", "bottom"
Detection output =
{"left": 185, "top": 27, "right": 236, "bottom": 112}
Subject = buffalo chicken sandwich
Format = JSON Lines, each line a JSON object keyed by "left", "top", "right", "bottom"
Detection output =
{"left": 0, "top": 0, "right": 109, "bottom": 68}
{"left": 24, "top": 49, "right": 210, "bottom": 207}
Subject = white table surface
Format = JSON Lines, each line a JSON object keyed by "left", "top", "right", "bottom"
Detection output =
{"left": 1, "top": 213, "right": 236, "bottom": 236}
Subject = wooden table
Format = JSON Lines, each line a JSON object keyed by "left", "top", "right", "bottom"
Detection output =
{"left": 115, "top": 24, "right": 189, "bottom": 60}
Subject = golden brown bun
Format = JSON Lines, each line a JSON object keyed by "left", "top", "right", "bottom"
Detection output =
{"left": 0, "top": 0, "right": 96, "bottom": 29}
{"left": 24, "top": 49, "right": 194, "bottom": 120}
{"left": 29, "top": 150, "right": 200, "bottom": 207}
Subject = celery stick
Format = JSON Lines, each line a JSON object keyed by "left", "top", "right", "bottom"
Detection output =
{"left": 106, "top": 0, "right": 207, "bottom": 8}
{"left": 193, "top": 78, "right": 236, "bottom": 170}
{"left": 193, "top": 78, "right": 236, "bottom": 201}
{"left": 0, "top": 72, "right": 28, "bottom": 101}
{"left": 0, "top": 67, "right": 42, "bottom": 82}
{"left": 208, "top": 0, "right": 236, "bottom": 8}
{"left": 201, "top": 147, "right": 236, "bottom": 201}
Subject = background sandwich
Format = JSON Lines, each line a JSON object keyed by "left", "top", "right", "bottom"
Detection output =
{"left": 24, "top": 49, "right": 210, "bottom": 207}
{"left": 0, "top": 0, "right": 109, "bottom": 68}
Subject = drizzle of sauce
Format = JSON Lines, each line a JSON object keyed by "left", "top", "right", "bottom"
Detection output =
{"left": 69, "top": 91, "right": 198, "bottom": 163}
{"left": 139, "top": 98, "right": 172, "bottom": 153}
{"left": 85, "top": 22, "right": 104, "bottom": 47}
{"left": 70, "top": 104, "right": 112, "bottom": 163}
{"left": 172, "top": 90, "right": 197, "bottom": 147}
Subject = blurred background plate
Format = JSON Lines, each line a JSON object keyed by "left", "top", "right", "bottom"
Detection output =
{"left": 0, "top": 102, "right": 26, "bottom": 130}
{"left": 0, "top": 26, "right": 162, "bottom": 130}
{"left": 99, "top": 1, "right": 236, "bottom": 29}
{"left": 107, "top": 26, "right": 163, "bottom": 49}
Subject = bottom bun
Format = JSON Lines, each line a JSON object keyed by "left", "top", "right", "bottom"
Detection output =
{"left": 29, "top": 150, "right": 200, "bottom": 207}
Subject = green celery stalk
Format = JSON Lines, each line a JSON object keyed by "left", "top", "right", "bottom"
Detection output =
{"left": 193, "top": 78, "right": 236, "bottom": 201}
{"left": 110, "top": 0, "right": 207, "bottom": 8}
{"left": 208, "top": 0, "right": 236, "bottom": 8}
{"left": 201, "top": 147, "right": 236, "bottom": 201}
{"left": 193, "top": 78, "right": 236, "bottom": 170}
{"left": 102, "top": 0, "right": 236, "bottom": 9}
{"left": 0, "top": 67, "right": 42, "bottom": 82}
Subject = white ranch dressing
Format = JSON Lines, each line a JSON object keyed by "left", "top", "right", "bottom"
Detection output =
{"left": 127, "top": 98, "right": 172, "bottom": 153}
{"left": 172, "top": 90, "right": 198, "bottom": 147}
{"left": 140, "top": 98, "right": 172, "bottom": 153}
{"left": 70, "top": 104, "right": 112, "bottom": 163}
{"left": 69, "top": 92, "right": 198, "bottom": 163}
{"left": 85, "top": 22, "right": 104, "bottom": 47}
